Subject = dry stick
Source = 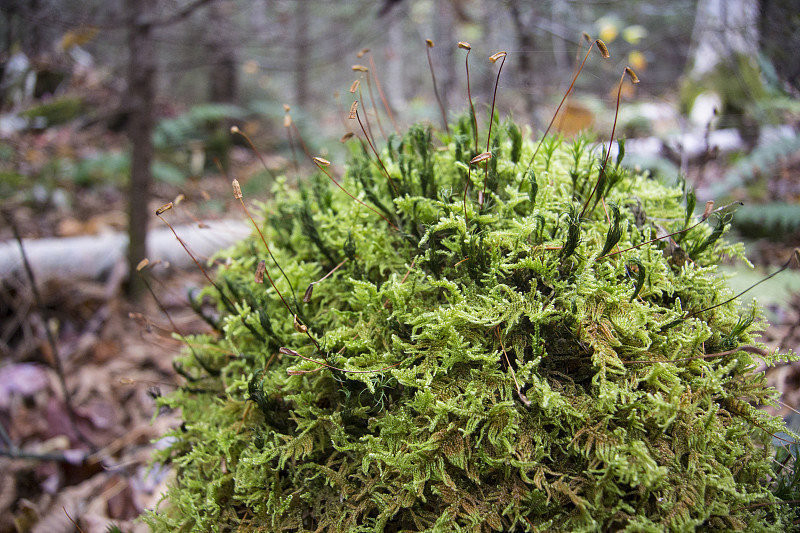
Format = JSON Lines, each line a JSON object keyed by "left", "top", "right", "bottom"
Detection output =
{"left": 312, "top": 156, "right": 399, "bottom": 231}
{"left": 366, "top": 50, "right": 399, "bottom": 134}
{"left": 425, "top": 39, "right": 450, "bottom": 134}
{"left": 353, "top": 64, "right": 387, "bottom": 140}
{"left": 458, "top": 41, "right": 478, "bottom": 154}
{"left": 496, "top": 326, "right": 531, "bottom": 407}
{"left": 63, "top": 508, "right": 87, "bottom": 533}
{"left": 1, "top": 208, "right": 92, "bottom": 449}
{"left": 482, "top": 51, "right": 507, "bottom": 204}
{"left": 525, "top": 39, "right": 609, "bottom": 173}
{"left": 352, "top": 103, "right": 399, "bottom": 197}
{"left": 579, "top": 66, "right": 639, "bottom": 219}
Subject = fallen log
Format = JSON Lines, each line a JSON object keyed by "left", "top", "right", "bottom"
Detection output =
{"left": 0, "top": 219, "right": 251, "bottom": 284}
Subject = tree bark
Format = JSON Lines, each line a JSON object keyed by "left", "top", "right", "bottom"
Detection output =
{"left": 207, "top": 0, "right": 237, "bottom": 103}
{"left": 508, "top": 0, "right": 539, "bottom": 121}
{"left": 125, "top": 0, "right": 157, "bottom": 300}
{"left": 294, "top": 0, "right": 310, "bottom": 107}
{"left": 431, "top": 0, "right": 458, "bottom": 117}
{"left": 687, "top": 0, "right": 760, "bottom": 79}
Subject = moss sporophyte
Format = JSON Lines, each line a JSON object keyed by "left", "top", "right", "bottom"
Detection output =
{"left": 143, "top": 45, "right": 800, "bottom": 532}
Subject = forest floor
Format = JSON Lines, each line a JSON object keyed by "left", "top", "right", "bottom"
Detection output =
{"left": 2, "top": 118, "right": 800, "bottom": 532}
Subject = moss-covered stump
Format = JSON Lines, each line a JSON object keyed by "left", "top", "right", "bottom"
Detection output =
{"left": 145, "top": 116, "right": 796, "bottom": 532}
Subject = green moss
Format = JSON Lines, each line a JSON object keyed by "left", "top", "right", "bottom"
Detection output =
{"left": 144, "top": 115, "right": 797, "bottom": 532}
{"left": 20, "top": 96, "right": 84, "bottom": 126}
{"left": 679, "top": 53, "right": 767, "bottom": 129}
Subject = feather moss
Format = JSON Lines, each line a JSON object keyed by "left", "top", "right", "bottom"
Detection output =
{"left": 144, "top": 119, "right": 797, "bottom": 532}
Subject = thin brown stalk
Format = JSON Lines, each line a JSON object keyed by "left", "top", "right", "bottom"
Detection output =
{"left": 231, "top": 179, "right": 300, "bottom": 316}
{"left": 304, "top": 258, "right": 348, "bottom": 302}
{"left": 483, "top": 51, "right": 507, "bottom": 203}
{"left": 682, "top": 249, "right": 799, "bottom": 321}
{"left": 597, "top": 201, "right": 744, "bottom": 260}
{"left": 280, "top": 346, "right": 403, "bottom": 375}
{"left": 155, "top": 203, "right": 233, "bottom": 309}
{"left": 291, "top": 122, "right": 314, "bottom": 162}
{"left": 425, "top": 39, "right": 449, "bottom": 134}
{"left": 137, "top": 263, "right": 209, "bottom": 370}
{"left": 353, "top": 105, "right": 399, "bottom": 196}
{"left": 230, "top": 126, "right": 273, "bottom": 181}
{"left": 458, "top": 41, "right": 478, "bottom": 153}
{"left": 366, "top": 51, "right": 399, "bottom": 134}
{"left": 525, "top": 39, "right": 609, "bottom": 173}
{"left": 496, "top": 326, "right": 531, "bottom": 407}
{"left": 354, "top": 64, "right": 387, "bottom": 140}
{"left": 623, "top": 345, "right": 768, "bottom": 365}
{"left": 313, "top": 156, "right": 399, "bottom": 231}
{"left": 283, "top": 105, "right": 300, "bottom": 176}
{"left": 580, "top": 66, "right": 639, "bottom": 219}
{"left": 356, "top": 84, "right": 376, "bottom": 143}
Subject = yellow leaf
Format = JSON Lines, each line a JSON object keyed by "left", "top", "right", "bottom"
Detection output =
{"left": 628, "top": 50, "right": 647, "bottom": 72}
{"left": 623, "top": 25, "right": 648, "bottom": 45}
{"left": 60, "top": 27, "right": 98, "bottom": 51}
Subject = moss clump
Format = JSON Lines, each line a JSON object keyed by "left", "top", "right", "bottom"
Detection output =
{"left": 145, "top": 114, "right": 796, "bottom": 532}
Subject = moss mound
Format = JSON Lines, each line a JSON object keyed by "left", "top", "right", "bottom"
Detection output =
{"left": 145, "top": 115, "right": 796, "bottom": 532}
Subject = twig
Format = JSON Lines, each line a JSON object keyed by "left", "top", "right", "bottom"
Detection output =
{"left": 1, "top": 208, "right": 93, "bottom": 449}
{"left": 0, "top": 445, "right": 88, "bottom": 463}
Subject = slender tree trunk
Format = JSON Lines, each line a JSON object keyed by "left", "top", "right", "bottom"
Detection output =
{"left": 432, "top": 0, "right": 457, "bottom": 115}
{"left": 207, "top": 0, "right": 237, "bottom": 103}
{"left": 688, "top": 0, "right": 760, "bottom": 79}
{"left": 509, "top": 0, "right": 538, "bottom": 121}
{"left": 125, "top": 0, "right": 156, "bottom": 300}
{"left": 294, "top": 0, "right": 310, "bottom": 107}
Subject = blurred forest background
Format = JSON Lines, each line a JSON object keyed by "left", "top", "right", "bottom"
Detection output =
{"left": 1, "top": 0, "right": 800, "bottom": 531}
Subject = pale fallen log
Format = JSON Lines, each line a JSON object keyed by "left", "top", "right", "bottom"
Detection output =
{"left": 0, "top": 219, "right": 251, "bottom": 284}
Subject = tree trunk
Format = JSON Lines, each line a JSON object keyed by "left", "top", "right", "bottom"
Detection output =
{"left": 207, "top": 0, "right": 237, "bottom": 103}
{"left": 294, "top": 0, "right": 310, "bottom": 107}
{"left": 685, "top": 0, "right": 763, "bottom": 143}
{"left": 383, "top": 8, "right": 405, "bottom": 119}
{"left": 509, "top": 0, "right": 539, "bottom": 122}
{"left": 431, "top": 0, "right": 457, "bottom": 116}
{"left": 688, "top": 0, "right": 760, "bottom": 79}
{"left": 125, "top": 0, "right": 157, "bottom": 300}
